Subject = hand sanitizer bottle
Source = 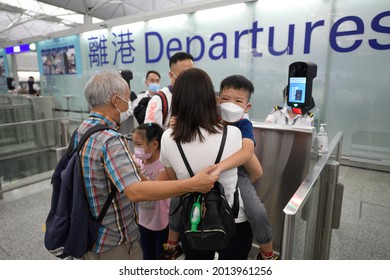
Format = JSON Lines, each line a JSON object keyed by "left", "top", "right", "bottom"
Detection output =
{"left": 317, "top": 124, "right": 328, "bottom": 155}
{"left": 190, "top": 196, "right": 201, "bottom": 232}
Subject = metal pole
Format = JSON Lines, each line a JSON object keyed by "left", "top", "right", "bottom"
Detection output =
{"left": 0, "top": 180, "right": 3, "bottom": 200}
{"left": 61, "top": 119, "right": 70, "bottom": 146}
{"left": 319, "top": 159, "right": 339, "bottom": 259}
{"left": 281, "top": 214, "right": 295, "bottom": 260}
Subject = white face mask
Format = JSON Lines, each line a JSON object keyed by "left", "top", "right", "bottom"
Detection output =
{"left": 219, "top": 102, "right": 245, "bottom": 123}
{"left": 116, "top": 95, "right": 131, "bottom": 124}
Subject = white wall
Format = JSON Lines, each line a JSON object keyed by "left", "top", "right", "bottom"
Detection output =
{"left": 33, "top": 0, "right": 390, "bottom": 165}
{"left": 15, "top": 52, "right": 39, "bottom": 71}
{"left": 14, "top": 52, "right": 40, "bottom": 81}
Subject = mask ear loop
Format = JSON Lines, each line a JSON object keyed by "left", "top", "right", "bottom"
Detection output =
{"left": 115, "top": 94, "right": 130, "bottom": 114}
{"left": 144, "top": 123, "right": 158, "bottom": 152}
{"left": 243, "top": 102, "right": 252, "bottom": 113}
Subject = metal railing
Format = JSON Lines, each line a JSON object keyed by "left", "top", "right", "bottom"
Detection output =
{"left": 0, "top": 94, "right": 71, "bottom": 199}
{"left": 0, "top": 117, "right": 69, "bottom": 198}
{"left": 281, "top": 132, "right": 344, "bottom": 259}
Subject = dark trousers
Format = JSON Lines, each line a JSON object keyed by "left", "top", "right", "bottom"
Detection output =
{"left": 138, "top": 224, "right": 169, "bottom": 260}
{"left": 180, "top": 221, "right": 253, "bottom": 260}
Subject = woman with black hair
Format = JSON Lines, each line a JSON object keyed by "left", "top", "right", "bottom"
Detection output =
{"left": 160, "top": 68, "right": 253, "bottom": 260}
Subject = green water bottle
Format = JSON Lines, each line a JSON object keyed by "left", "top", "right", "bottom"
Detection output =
{"left": 190, "top": 195, "right": 201, "bottom": 232}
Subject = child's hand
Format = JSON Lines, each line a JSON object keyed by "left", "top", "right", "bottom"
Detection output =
{"left": 138, "top": 170, "right": 150, "bottom": 181}
{"left": 169, "top": 116, "right": 177, "bottom": 128}
{"left": 209, "top": 164, "right": 224, "bottom": 178}
{"left": 133, "top": 160, "right": 149, "bottom": 181}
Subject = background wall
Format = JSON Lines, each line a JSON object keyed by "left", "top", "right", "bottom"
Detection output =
{"left": 2, "top": 0, "right": 390, "bottom": 167}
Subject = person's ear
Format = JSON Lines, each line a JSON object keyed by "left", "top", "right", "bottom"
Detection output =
{"left": 111, "top": 94, "right": 119, "bottom": 107}
{"left": 216, "top": 96, "right": 220, "bottom": 105}
{"left": 151, "top": 140, "right": 159, "bottom": 150}
{"left": 244, "top": 103, "right": 252, "bottom": 113}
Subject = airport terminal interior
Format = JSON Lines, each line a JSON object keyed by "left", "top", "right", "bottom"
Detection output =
{"left": 0, "top": 93, "right": 389, "bottom": 260}
{"left": 0, "top": 0, "right": 389, "bottom": 260}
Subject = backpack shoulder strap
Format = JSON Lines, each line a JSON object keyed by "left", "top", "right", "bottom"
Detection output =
{"left": 67, "top": 129, "right": 79, "bottom": 154}
{"left": 176, "top": 125, "right": 227, "bottom": 177}
{"left": 74, "top": 124, "right": 111, "bottom": 153}
{"left": 214, "top": 126, "right": 239, "bottom": 218}
{"left": 176, "top": 141, "right": 194, "bottom": 177}
{"left": 215, "top": 126, "right": 227, "bottom": 164}
{"left": 155, "top": 91, "right": 168, "bottom": 124}
{"left": 73, "top": 124, "right": 116, "bottom": 222}
{"left": 97, "top": 185, "right": 116, "bottom": 223}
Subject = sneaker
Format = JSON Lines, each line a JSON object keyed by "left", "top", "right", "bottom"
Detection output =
{"left": 256, "top": 252, "right": 279, "bottom": 260}
{"left": 160, "top": 243, "right": 183, "bottom": 260}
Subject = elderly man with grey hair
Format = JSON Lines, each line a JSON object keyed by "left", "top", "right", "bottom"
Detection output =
{"left": 77, "top": 71, "right": 217, "bottom": 260}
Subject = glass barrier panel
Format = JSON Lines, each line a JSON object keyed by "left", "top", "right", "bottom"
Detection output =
{"left": 0, "top": 120, "right": 60, "bottom": 185}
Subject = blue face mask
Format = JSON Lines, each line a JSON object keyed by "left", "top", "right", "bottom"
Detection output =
{"left": 148, "top": 83, "right": 160, "bottom": 93}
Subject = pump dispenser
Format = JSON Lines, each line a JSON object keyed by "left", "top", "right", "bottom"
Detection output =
{"left": 317, "top": 123, "right": 328, "bottom": 155}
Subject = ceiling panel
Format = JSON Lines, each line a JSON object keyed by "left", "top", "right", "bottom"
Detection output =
{"left": 0, "top": 0, "right": 245, "bottom": 47}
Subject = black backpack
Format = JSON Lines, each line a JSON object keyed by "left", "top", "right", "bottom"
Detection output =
{"left": 176, "top": 126, "right": 239, "bottom": 251}
{"left": 133, "top": 91, "right": 168, "bottom": 124}
{"left": 44, "top": 124, "right": 116, "bottom": 259}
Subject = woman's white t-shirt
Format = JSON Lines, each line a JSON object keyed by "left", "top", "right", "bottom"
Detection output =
{"left": 160, "top": 125, "right": 247, "bottom": 223}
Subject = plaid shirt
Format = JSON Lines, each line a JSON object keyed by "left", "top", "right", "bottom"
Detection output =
{"left": 75, "top": 112, "right": 140, "bottom": 253}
